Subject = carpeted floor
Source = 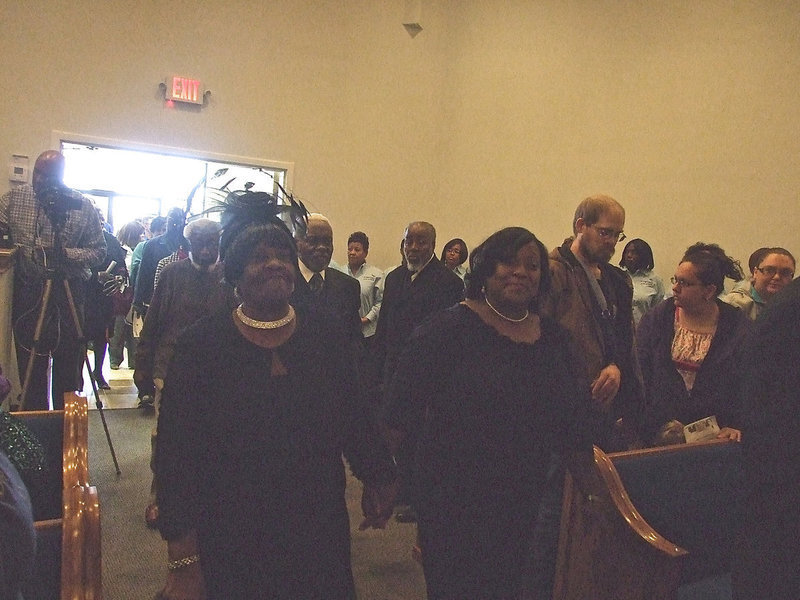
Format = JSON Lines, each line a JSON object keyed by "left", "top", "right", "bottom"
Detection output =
{"left": 88, "top": 408, "right": 427, "bottom": 599}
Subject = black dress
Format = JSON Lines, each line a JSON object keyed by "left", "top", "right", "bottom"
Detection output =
{"left": 155, "top": 307, "right": 396, "bottom": 600}
{"left": 384, "top": 304, "right": 593, "bottom": 599}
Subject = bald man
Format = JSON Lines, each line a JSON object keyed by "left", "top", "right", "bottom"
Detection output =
{"left": 374, "top": 221, "right": 464, "bottom": 387}
{"left": 373, "top": 221, "right": 464, "bottom": 523}
{"left": 134, "top": 219, "right": 235, "bottom": 527}
{"left": 0, "top": 150, "right": 106, "bottom": 410}
{"left": 292, "top": 213, "right": 362, "bottom": 343}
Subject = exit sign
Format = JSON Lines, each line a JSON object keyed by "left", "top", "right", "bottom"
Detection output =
{"left": 168, "top": 76, "right": 203, "bottom": 105}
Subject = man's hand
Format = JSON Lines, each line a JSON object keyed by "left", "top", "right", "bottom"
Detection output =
{"left": 591, "top": 363, "right": 621, "bottom": 409}
{"left": 359, "top": 479, "right": 399, "bottom": 530}
{"left": 102, "top": 275, "right": 124, "bottom": 296}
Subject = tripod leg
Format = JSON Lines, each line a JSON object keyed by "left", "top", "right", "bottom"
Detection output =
{"left": 62, "top": 279, "right": 122, "bottom": 476}
{"left": 16, "top": 279, "right": 54, "bottom": 411}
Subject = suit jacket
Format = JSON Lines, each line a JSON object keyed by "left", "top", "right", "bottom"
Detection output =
{"left": 373, "top": 258, "right": 464, "bottom": 385}
{"left": 292, "top": 266, "right": 362, "bottom": 344}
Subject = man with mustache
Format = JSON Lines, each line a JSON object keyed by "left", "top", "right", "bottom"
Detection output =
{"left": 530, "top": 194, "right": 641, "bottom": 598}
{"left": 292, "top": 213, "right": 361, "bottom": 344}
{"left": 374, "top": 221, "right": 464, "bottom": 523}
{"left": 543, "top": 194, "right": 640, "bottom": 441}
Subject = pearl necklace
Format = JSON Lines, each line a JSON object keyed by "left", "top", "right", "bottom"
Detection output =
{"left": 484, "top": 297, "right": 529, "bottom": 323}
{"left": 236, "top": 305, "right": 296, "bottom": 330}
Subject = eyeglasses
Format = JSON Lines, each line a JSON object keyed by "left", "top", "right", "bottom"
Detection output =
{"left": 670, "top": 276, "right": 702, "bottom": 288}
{"left": 590, "top": 225, "right": 626, "bottom": 243}
{"left": 755, "top": 266, "right": 795, "bottom": 279}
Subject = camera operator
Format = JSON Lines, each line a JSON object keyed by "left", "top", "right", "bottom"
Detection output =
{"left": 0, "top": 150, "right": 106, "bottom": 410}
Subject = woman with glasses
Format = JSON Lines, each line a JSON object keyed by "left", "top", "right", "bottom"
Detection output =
{"left": 722, "top": 247, "right": 795, "bottom": 320}
{"left": 440, "top": 237, "right": 469, "bottom": 281}
{"left": 636, "top": 243, "right": 751, "bottom": 446}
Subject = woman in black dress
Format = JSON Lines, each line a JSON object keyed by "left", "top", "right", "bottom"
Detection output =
{"left": 154, "top": 195, "right": 397, "bottom": 600}
{"left": 384, "top": 227, "right": 593, "bottom": 599}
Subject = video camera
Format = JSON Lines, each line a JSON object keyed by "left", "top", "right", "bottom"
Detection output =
{"left": 38, "top": 181, "right": 82, "bottom": 226}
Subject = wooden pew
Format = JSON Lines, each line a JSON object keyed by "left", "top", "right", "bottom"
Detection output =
{"left": 12, "top": 392, "right": 103, "bottom": 600}
{"left": 553, "top": 439, "right": 742, "bottom": 600}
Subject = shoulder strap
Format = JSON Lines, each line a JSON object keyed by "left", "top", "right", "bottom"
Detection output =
{"left": 577, "top": 259, "right": 609, "bottom": 316}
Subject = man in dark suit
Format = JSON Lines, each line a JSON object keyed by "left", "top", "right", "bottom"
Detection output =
{"left": 375, "top": 221, "right": 464, "bottom": 386}
{"left": 374, "top": 221, "right": 464, "bottom": 522}
{"left": 292, "top": 213, "right": 361, "bottom": 343}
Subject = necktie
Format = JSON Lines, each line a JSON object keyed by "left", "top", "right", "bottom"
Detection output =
{"left": 309, "top": 272, "right": 324, "bottom": 295}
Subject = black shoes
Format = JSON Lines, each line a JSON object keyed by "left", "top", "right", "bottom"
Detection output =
{"left": 93, "top": 374, "right": 111, "bottom": 390}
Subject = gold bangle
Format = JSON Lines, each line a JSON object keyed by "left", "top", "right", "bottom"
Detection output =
{"left": 167, "top": 554, "right": 200, "bottom": 572}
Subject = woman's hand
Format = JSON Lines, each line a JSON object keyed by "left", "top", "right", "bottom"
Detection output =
{"left": 159, "top": 531, "right": 205, "bottom": 600}
{"left": 359, "top": 479, "right": 399, "bottom": 530}
{"left": 654, "top": 420, "right": 685, "bottom": 446}
{"left": 155, "top": 564, "right": 206, "bottom": 600}
{"left": 716, "top": 427, "right": 742, "bottom": 442}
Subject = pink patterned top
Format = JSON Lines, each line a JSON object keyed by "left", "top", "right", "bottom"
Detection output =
{"left": 671, "top": 309, "right": 716, "bottom": 391}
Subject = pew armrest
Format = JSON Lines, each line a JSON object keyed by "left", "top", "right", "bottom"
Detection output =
{"left": 553, "top": 446, "right": 687, "bottom": 600}
{"left": 62, "top": 484, "right": 102, "bottom": 600}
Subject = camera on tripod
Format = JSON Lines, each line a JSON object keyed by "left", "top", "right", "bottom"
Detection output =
{"left": 39, "top": 182, "right": 82, "bottom": 225}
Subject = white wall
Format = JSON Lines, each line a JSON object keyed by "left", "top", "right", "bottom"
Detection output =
{"left": 1, "top": 1, "right": 798, "bottom": 281}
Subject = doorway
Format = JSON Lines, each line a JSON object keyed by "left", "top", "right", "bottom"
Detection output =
{"left": 56, "top": 135, "right": 292, "bottom": 232}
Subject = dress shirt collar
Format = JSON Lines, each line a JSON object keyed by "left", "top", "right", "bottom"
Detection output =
{"left": 298, "top": 260, "right": 325, "bottom": 283}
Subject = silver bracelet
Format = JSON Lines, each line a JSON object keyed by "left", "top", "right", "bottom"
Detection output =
{"left": 167, "top": 554, "right": 200, "bottom": 572}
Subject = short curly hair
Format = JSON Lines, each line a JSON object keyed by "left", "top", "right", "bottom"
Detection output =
{"left": 465, "top": 227, "right": 551, "bottom": 310}
{"left": 347, "top": 231, "right": 369, "bottom": 252}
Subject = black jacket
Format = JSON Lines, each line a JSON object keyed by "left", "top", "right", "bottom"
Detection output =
{"left": 373, "top": 258, "right": 464, "bottom": 385}
{"left": 636, "top": 297, "right": 751, "bottom": 442}
{"left": 291, "top": 266, "right": 362, "bottom": 344}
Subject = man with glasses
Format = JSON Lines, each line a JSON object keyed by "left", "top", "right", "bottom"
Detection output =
{"left": 542, "top": 194, "right": 641, "bottom": 441}
{"left": 723, "top": 246, "right": 796, "bottom": 320}
{"left": 530, "top": 194, "right": 642, "bottom": 599}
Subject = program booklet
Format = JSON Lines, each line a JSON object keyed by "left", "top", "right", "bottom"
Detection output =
{"left": 683, "top": 415, "right": 720, "bottom": 443}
